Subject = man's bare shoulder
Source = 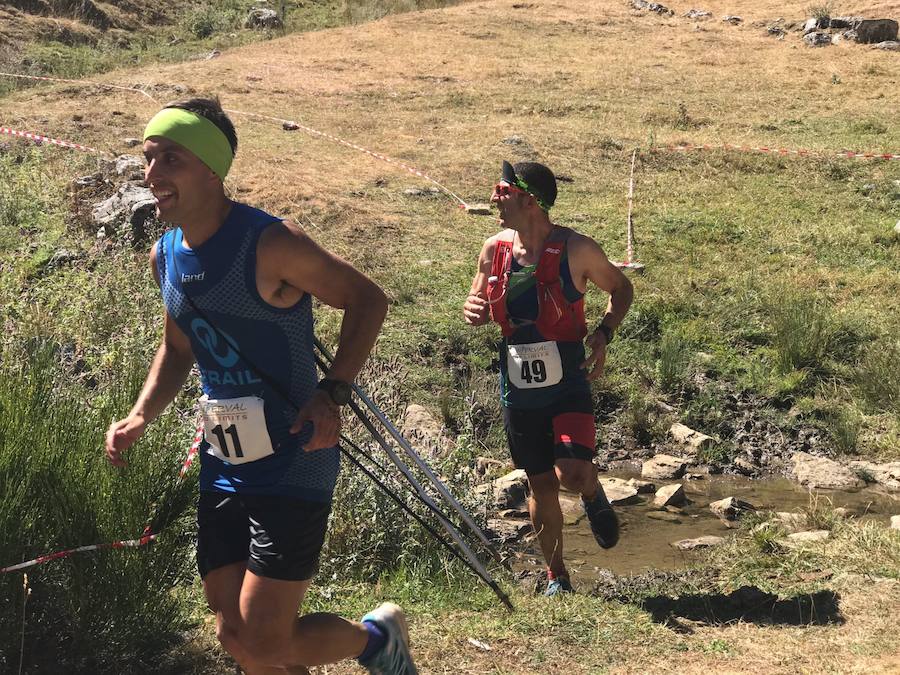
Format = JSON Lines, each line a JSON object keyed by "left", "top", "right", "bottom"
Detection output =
{"left": 565, "top": 228, "right": 606, "bottom": 256}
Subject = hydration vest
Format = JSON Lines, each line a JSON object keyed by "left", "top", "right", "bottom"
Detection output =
{"left": 487, "top": 227, "right": 588, "bottom": 342}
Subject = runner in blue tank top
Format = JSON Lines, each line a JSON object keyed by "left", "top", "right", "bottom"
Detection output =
{"left": 463, "top": 161, "right": 634, "bottom": 596}
{"left": 105, "top": 98, "right": 416, "bottom": 674}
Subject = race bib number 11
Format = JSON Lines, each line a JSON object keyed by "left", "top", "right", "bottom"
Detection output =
{"left": 507, "top": 341, "right": 563, "bottom": 389}
{"left": 199, "top": 395, "right": 275, "bottom": 465}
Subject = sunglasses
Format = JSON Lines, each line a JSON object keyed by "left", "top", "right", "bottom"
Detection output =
{"left": 492, "top": 181, "right": 528, "bottom": 198}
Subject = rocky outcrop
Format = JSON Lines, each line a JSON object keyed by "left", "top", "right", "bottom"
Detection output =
{"left": 245, "top": 8, "right": 283, "bottom": 29}
{"left": 850, "top": 461, "right": 900, "bottom": 491}
{"left": 791, "top": 452, "right": 865, "bottom": 490}
{"left": 669, "top": 423, "right": 714, "bottom": 454}
{"left": 630, "top": 0, "right": 675, "bottom": 15}
{"left": 91, "top": 184, "right": 156, "bottom": 243}
{"left": 855, "top": 19, "right": 898, "bottom": 43}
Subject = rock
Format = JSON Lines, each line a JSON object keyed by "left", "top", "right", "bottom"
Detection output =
{"left": 803, "top": 17, "right": 827, "bottom": 33}
{"left": 855, "top": 19, "right": 898, "bottom": 43}
{"left": 648, "top": 511, "right": 681, "bottom": 522}
{"left": 123, "top": 137, "right": 141, "bottom": 147}
{"left": 465, "top": 204, "right": 492, "bottom": 215}
{"left": 872, "top": 41, "right": 900, "bottom": 50}
{"left": 474, "top": 456, "right": 505, "bottom": 478}
{"left": 710, "top": 496, "right": 755, "bottom": 521}
{"left": 672, "top": 535, "right": 724, "bottom": 550}
{"left": 245, "top": 8, "right": 283, "bottom": 29}
{"left": 768, "top": 25, "right": 786, "bottom": 37}
{"left": 849, "top": 461, "right": 900, "bottom": 490}
{"left": 497, "top": 508, "right": 530, "bottom": 519}
{"left": 47, "top": 248, "right": 79, "bottom": 269}
{"left": 722, "top": 15, "right": 742, "bottom": 24}
{"left": 599, "top": 477, "right": 641, "bottom": 505}
{"left": 91, "top": 184, "right": 156, "bottom": 239}
{"left": 73, "top": 174, "right": 102, "bottom": 189}
{"left": 486, "top": 518, "right": 531, "bottom": 543}
{"left": 684, "top": 9, "right": 712, "bottom": 19}
{"left": 669, "top": 423, "right": 714, "bottom": 454}
{"left": 401, "top": 404, "right": 447, "bottom": 454}
{"left": 684, "top": 472, "right": 705, "bottom": 480}
{"left": 627, "top": 478, "right": 656, "bottom": 494}
{"left": 832, "top": 507, "right": 852, "bottom": 519}
{"left": 493, "top": 469, "right": 528, "bottom": 509}
{"left": 781, "top": 530, "right": 830, "bottom": 546}
{"left": 654, "top": 483, "right": 686, "bottom": 507}
{"left": 502, "top": 135, "right": 526, "bottom": 145}
{"left": 773, "top": 511, "right": 809, "bottom": 533}
{"left": 733, "top": 456, "right": 758, "bottom": 476}
{"left": 631, "top": 0, "right": 674, "bottom": 15}
{"left": 114, "top": 154, "right": 144, "bottom": 181}
{"left": 792, "top": 452, "right": 865, "bottom": 490}
{"left": 282, "top": 121, "right": 300, "bottom": 131}
{"left": 830, "top": 16, "right": 862, "bottom": 29}
{"left": 804, "top": 31, "right": 832, "bottom": 46}
{"left": 894, "top": 221, "right": 900, "bottom": 234}
{"left": 642, "top": 454, "right": 688, "bottom": 480}
{"left": 891, "top": 515, "right": 900, "bottom": 530}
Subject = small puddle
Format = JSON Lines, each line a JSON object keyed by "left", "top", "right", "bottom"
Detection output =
{"left": 521, "top": 474, "right": 900, "bottom": 583}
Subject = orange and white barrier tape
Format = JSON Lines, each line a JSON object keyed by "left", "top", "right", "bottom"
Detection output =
{"left": 1, "top": 428, "right": 203, "bottom": 574}
{"left": 1, "top": 126, "right": 112, "bottom": 156}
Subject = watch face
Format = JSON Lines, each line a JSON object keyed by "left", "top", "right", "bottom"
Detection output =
{"left": 331, "top": 381, "right": 351, "bottom": 405}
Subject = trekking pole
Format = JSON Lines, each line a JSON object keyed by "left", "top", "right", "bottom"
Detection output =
{"left": 313, "top": 338, "right": 505, "bottom": 564}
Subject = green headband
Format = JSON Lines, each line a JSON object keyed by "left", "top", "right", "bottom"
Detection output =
{"left": 143, "top": 108, "right": 233, "bottom": 180}
{"left": 512, "top": 176, "right": 552, "bottom": 212}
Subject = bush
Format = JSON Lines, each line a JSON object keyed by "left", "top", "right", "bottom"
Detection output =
{"left": 856, "top": 340, "right": 900, "bottom": 415}
{"left": 0, "top": 343, "right": 198, "bottom": 673}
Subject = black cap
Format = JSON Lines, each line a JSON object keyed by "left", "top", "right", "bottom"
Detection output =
{"left": 501, "top": 160, "right": 557, "bottom": 210}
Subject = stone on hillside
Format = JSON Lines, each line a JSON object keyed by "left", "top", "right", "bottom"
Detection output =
{"left": 642, "top": 454, "right": 687, "bottom": 480}
{"left": 722, "top": 15, "right": 742, "bottom": 24}
{"left": 669, "top": 423, "right": 714, "bottom": 454}
{"left": 855, "top": 19, "right": 898, "bottom": 43}
{"left": 781, "top": 530, "right": 830, "bottom": 546}
{"left": 804, "top": 31, "right": 832, "bottom": 46}
{"left": 672, "top": 535, "right": 724, "bottom": 550}
{"left": 401, "top": 403, "right": 447, "bottom": 455}
{"left": 872, "top": 41, "right": 900, "bottom": 50}
{"left": 631, "top": 0, "right": 675, "bottom": 15}
{"left": 91, "top": 184, "right": 156, "bottom": 241}
{"left": 654, "top": 483, "right": 686, "bottom": 507}
{"left": 486, "top": 518, "right": 530, "bottom": 543}
{"left": 891, "top": 515, "right": 900, "bottom": 530}
{"left": 733, "top": 456, "right": 759, "bottom": 476}
{"left": 803, "top": 17, "right": 828, "bottom": 33}
{"left": 829, "top": 16, "right": 862, "bottom": 29}
{"left": 684, "top": 8, "right": 712, "bottom": 19}
{"left": 114, "top": 154, "right": 144, "bottom": 180}
{"left": 474, "top": 456, "right": 504, "bottom": 477}
{"left": 123, "top": 137, "right": 141, "bottom": 147}
{"left": 850, "top": 461, "right": 900, "bottom": 490}
{"left": 599, "top": 477, "right": 640, "bottom": 505}
{"left": 710, "top": 496, "right": 755, "bottom": 521}
{"left": 493, "top": 469, "right": 528, "bottom": 508}
{"left": 627, "top": 478, "right": 657, "bottom": 494}
{"left": 792, "top": 452, "right": 864, "bottom": 490}
{"left": 245, "top": 8, "right": 283, "bottom": 29}
{"left": 774, "top": 511, "right": 808, "bottom": 533}
{"left": 648, "top": 511, "right": 681, "bottom": 522}
{"left": 73, "top": 174, "right": 102, "bottom": 189}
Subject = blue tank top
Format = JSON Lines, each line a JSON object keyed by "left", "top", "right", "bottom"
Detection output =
{"left": 499, "top": 251, "right": 590, "bottom": 409}
{"left": 157, "top": 202, "right": 339, "bottom": 502}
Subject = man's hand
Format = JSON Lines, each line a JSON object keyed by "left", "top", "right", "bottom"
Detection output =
{"left": 105, "top": 415, "right": 146, "bottom": 467}
{"left": 290, "top": 390, "right": 341, "bottom": 451}
{"left": 580, "top": 329, "right": 609, "bottom": 381}
{"left": 463, "top": 291, "right": 490, "bottom": 325}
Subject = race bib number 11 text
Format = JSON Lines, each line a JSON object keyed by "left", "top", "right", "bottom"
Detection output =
{"left": 199, "top": 395, "right": 275, "bottom": 465}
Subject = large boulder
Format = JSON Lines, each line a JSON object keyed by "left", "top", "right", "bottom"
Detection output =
{"left": 791, "top": 452, "right": 864, "bottom": 490}
{"left": 642, "top": 454, "right": 688, "bottom": 480}
{"left": 855, "top": 19, "right": 898, "bottom": 43}
{"left": 245, "top": 8, "right": 283, "bottom": 29}
{"left": 91, "top": 184, "right": 156, "bottom": 242}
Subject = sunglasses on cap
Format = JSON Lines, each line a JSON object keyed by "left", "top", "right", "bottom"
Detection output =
{"left": 497, "top": 160, "right": 552, "bottom": 211}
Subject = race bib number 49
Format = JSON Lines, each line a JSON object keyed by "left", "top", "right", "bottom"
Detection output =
{"left": 507, "top": 341, "right": 563, "bottom": 389}
{"left": 199, "top": 395, "right": 275, "bottom": 465}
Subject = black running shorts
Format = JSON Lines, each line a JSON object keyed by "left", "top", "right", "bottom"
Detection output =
{"left": 503, "top": 394, "right": 596, "bottom": 476}
{"left": 196, "top": 492, "right": 332, "bottom": 581}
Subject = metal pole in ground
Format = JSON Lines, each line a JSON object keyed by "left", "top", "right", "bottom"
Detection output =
{"left": 313, "top": 338, "right": 505, "bottom": 563}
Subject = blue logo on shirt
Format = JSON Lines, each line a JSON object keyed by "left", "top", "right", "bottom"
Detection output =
{"left": 191, "top": 318, "right": 240, "bottom": 368}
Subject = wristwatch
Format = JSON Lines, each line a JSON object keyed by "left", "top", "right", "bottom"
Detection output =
{"left": 596, "top": 323, "right": 614, "bottom": 345}
{"left": 316, "top": 378, "right": 352, "bottom": 406}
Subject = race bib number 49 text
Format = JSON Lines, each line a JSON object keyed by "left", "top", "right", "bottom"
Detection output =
{"left": 507, "top": 341, "right": 563, "bottom": 389}
{"left": 199, "top": 395, "right": 275, "bottom": 465}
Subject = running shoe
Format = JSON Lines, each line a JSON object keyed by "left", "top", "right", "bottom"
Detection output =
{"left": 583, "top": 486, "right": 619, "bottom": 549}
{"left": 544, "top": 575, "right": 574, "bottom": 596}
{"left": 360, "top": 602, "right": 418, "bottom": 675}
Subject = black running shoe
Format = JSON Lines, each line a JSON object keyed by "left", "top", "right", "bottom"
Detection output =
{"left": 582, "top": 487, "right": 619, "bottom": 549}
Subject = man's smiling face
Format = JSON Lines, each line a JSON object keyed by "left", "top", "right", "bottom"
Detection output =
{"left": 143, "top": 136, "right": 219, "bottom": 224}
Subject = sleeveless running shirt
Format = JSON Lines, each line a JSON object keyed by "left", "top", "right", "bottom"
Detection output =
{"left": 498, "top": 244, "right": 590, "bottom": 409}
{"left": 157, "top": 203, "right": 339, "bottom": 502}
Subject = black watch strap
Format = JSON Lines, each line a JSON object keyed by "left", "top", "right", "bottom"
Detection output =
{"left": 597, "top": 323, "right": 614, "bottom": 345}
{"left": 316, "top": 378, "right": 352, "bottom": 406}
